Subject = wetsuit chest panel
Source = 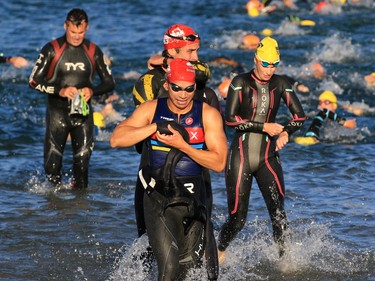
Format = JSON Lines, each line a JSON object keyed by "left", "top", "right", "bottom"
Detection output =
{"left": 48, "top": 42, "right": 94, "bottom": 89}
{"left": 253, "top": 82, "right": 271, "bottom": 123}
{"left": 150, "top": 98, "right": 205, "bottom": 176}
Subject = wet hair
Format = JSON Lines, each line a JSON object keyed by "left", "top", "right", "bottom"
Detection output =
{"left": 65, "top": 8, "right": 88, "bottom": 27}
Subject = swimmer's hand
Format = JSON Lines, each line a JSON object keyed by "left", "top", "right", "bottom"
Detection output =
{"left": 156, "top": 121, "right": 189, "bottom": 142}
{"left": 343, "top": 119, "right": 356, "bottom": 129}
{"left": 263, "top": 122, "right": 284, "bottom": 137}
{"left": 276, "top": 131, "right": 289, "bottom": 151}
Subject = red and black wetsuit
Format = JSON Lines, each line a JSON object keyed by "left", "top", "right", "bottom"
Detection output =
{"left": 218, "top": 70, "right": 306, "bottom": 254}
{"left": 29, "top": 35, "right": 115, "bottom": 188}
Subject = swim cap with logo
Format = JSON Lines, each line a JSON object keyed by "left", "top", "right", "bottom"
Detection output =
{"left": 167, "top": 58, "right": 196, "bottom": 84}
{"left": 163, "top": 24, "right": 200, "bottom": 50}
{"left": 256, "top": 36, "right": 280, "bottom": 63}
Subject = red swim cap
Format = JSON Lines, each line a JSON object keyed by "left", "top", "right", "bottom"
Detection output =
{"left": 163, "top": 24, "right": 200, "bottom": 50}
{"left": 167, "top": 59, "right": 196, "bottom": 83}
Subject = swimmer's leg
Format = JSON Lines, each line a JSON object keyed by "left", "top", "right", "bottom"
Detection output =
{"left": 44, "top": 110, "right": 69, "bottom": 186}
{"left": 144, "top": 194, "right": 181, "bottom": 281}
{"left": 70, "top": 118, "right": 94, "bottom": 189}
{"left": 256, "top": 157, "right": 289, "bottom": 257}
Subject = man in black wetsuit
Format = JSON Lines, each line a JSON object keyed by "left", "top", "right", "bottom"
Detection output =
{"left": 133, "top": 24, "right": 220, "bottom": 229}
{"left": 217, "top": 37, "right": 306, "bottom": 262}
{"left": 29, "top": 8, "right": 115, "bottom": 189}
{"left": 131, "top": 25, "right": 222, "bottom": 279}
{"left": 111, "top": 59, "right": 227, "bottom": 280}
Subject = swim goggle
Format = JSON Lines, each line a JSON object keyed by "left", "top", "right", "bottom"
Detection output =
{"left": 166, "top": 33, "right": 200, "bottom": 41}
{"left": 169, "top": 82, "right": 195, "bottom": 93}
{"left": 256, "top": 55, "right": 280, "bottom": 67}
{"left": 70, "top": 92, "right": 89, "bottom": 116}
{"left": 318, "top": 100, "right": 335, "bottom": 105}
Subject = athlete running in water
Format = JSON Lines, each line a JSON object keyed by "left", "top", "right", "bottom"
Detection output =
{"left": 111, "top": 59, "right": 227, "bottom": 280}
{"left": 132, "top": 24, "right": 221, "bottom": 279}
{"left": 217, "top": 37, "right": 306, "bottom": 262}
{"left": 29, "top": 8, "right": 115, "bottom": 189}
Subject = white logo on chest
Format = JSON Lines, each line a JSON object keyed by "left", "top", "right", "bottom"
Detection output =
{"left": 259, "top": 88, "right": 268, "bottom": 115}
{"left": 65, "top": 62, "right": 85, "bottom": 71}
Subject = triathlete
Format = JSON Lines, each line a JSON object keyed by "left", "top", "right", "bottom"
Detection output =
{"left": 301, "top": 90, "right": 356, "bottom": 144}
{"left": 217, "top": 37, "right": 306, "bottom": 263}
{"left": 110, "top": 59, "right": 227, "bottom": 281}
{"left": 131, "top": 24, "right": 222, "bottom": 279}
{"left": 29, "top": 8, "right": 115, "bottom": 189}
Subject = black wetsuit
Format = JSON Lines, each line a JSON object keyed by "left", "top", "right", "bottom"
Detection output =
{"left": 132, "top": 64, "right": 221, "bottom": 236}
{"left": 0, "top": 55, "right": 10, "bottom": 64}
{"left": 133, "top": 63, "right": 220, "bottom": 280}
{"left": 304, "top": 108, "right": 346, "bottom": 139}
{"left": 140, "top": 98, "right": 208, "bottom": 280}
{"left": 218, "top": 70, "right": 306, "bottom": 254}
{"left": 29, "top": 35, "right": 115, "bottom": 188}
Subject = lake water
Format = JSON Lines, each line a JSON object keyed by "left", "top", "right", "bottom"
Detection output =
{"left": 1, "top": 0, "right": 374, "bottom": 280}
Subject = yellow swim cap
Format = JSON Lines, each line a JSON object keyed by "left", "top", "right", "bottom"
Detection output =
{"left": 248, "top": 7, "right": 260, "bottom": 17}
{"left": 319, "top": 91, "right": 337, "bottom": 109}
{"left": 261, "top": 28, "right": 273, "bottom": 36}
{"left": 300, "top": 20, "right": 316, "bottom": 26}
{"left": 319, "top": 90, "right": 337, "bottom": 103}
{"left": 256, "top": 36, "right": 280, "bottom": 63}
{"left": 93, "top": 111, "right": 105, "bottom": 128}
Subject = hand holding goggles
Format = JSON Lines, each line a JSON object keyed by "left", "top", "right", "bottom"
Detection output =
{"left": 166, "top": 33, "right": 200, "bottom": 41}
{"left": 70, "top": 92, "right": 89, "bottom": 116}
{"left": 169, "top": 82, "right": 195, "bottom": 93}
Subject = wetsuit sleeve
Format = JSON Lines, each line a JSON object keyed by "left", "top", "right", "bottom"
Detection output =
{"left": 132, "top": 68, "right": 166, "bottom": 107}
{"left": 1, "top": 55, "right": 10, "bottom": 63}
{"left": 281, "top": 85, "right": 306, "bottom": 135}
{"left": 225, "top": 76, "right": 264, "bottom": 133}
{"left": 92, "top": 47, "right": 115, "bottom": 96}
{"left": 305, "top": 109, "right": 345, "bottom": 138}
{"left": 28, "top": 43, "right": 60, "bottom": 95}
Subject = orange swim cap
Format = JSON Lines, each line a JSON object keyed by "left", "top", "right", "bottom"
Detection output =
{"left": 241, "top": 34, "right": 260, "bottom": 50}
{"left": 311, "top": 63, "right": 325, "bottom": 79}
{"left": 315, "top": 1, "right": 328, "bottom": 12}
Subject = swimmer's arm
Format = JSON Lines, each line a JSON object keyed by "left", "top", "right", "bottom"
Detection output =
{"left": 29, "top": 43, "right": 61, "bottom": 95}
{"left": 157, "top": 105, "right": 227, "bottom": 173}
{"left": 110, "top": 101, "right": 157, "bottom": 148}
{"left": 225, "top": 84, "right": 265, "bottom": 133}
{"left": 282, "top": 90, "right": 306, "bottom": 135}
{"left": 92, "top": 46, "right": 115, "bottom": 96}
